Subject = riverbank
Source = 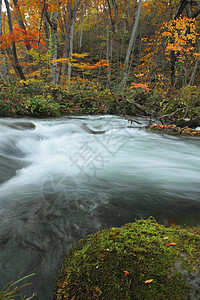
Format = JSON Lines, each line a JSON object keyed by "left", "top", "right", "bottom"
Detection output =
{"left": 1, "top": 80, "right": 200, "bottom": 121}
{"left": 0, "top": 80, "right": 136, "bottom": 118}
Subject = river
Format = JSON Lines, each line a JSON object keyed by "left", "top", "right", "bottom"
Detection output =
{"left": 0, "top": 115, "right": 200, "bottom": 299}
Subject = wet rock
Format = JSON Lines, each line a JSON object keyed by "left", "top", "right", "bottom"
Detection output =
{"left": 7, "top": 122, "right": 36, "bottom": 130}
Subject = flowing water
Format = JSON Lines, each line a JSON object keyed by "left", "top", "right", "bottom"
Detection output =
{"left": 0, "top": 115, "right": 200, "bottom": 299}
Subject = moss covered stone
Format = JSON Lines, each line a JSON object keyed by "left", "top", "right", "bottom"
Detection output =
{"left": 54, "top": 217, "right": 200, "bottom": 300}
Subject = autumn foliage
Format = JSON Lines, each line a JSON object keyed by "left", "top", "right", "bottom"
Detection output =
{"left": 0, "top": 0, "right": 199, "bottom": 118}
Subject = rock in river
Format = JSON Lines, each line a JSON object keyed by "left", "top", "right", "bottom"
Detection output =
{"left": 54, "top": 218, "right": 200, "bottom": 300}
{"left": 7, "top": 121, "right": 36, "bottom": 130}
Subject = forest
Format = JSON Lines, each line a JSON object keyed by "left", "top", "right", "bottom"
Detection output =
{"left": 0, "top": 1, "right": 200, "bottom": 299}
{"left": 0, "top": 0, "right": 200, "bottom": 119}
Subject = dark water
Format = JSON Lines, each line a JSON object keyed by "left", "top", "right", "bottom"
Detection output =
{"left": 0, "top": 116, "right": 200, "bottom": 299}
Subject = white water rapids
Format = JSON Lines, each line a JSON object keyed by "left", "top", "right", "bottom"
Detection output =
{"left": 0, "top": 115, "right": 200, "bottom": 299}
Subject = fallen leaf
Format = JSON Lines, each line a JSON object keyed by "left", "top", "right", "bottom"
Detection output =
{"left": 165, "top": 243, "right": 176, "bottom": 247}
{"left": 123, "top": 270, "right": 129, "bottom": 277}
{"left": 144, "top": 279, "right": 153, "bottom": 284}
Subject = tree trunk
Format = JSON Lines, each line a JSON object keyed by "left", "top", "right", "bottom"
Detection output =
{"left": 43, "top": 20, "right": 50, "bottom": 49}
{"left": 0, "top": 0, "right": 9, "bottom": 81}
{"left": 189, "top": 57, "right": 199, "bottom": 85}
{"left": 12, "top": 0, "right": 34, "bottom": 66}
{"left": 12, "top": 0, "right": 32, "bottom": 51}
{"left": 79, "top": 1, "right": 86, "bottom": 50}
{"left": 59, "top": 4, "right": 71, "bottom": 85}
{"left": 44, "top": 0, "right": 59, "bottom": 85}
{"left": 170, "top": 50, "right": 176, "bottom": 87}
{"left": 66, "top": 0, "right": 81, "bottom": 88}
{"left": 4, "top": 0, "right": 25, "bottom": 80}
{"left": 106, "top": 0, "right": 118, "bottom": 87}
{"left": 106, "top": 27, "right": 113, "bottom": 87}
{"left": 49, "top": 11, "right": 59, "bottom": 85}
{"left": 38, "top": 2, "right": 46, "bottom": 90}
{"left": 67, "top": 18, "right": 75, "bottom": 87}
{"left": 121, "top": 0, "right": 142, "bottom": 93}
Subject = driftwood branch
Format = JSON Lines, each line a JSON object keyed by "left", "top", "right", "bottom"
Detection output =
{"left": 160, "top": 108, "right": 184, "bottom": 119}
{"left": 124, "top": 116, "right": 142, "bottom": 125}
{"left": 159, "top": 108, "right": 184, "bottom": 125}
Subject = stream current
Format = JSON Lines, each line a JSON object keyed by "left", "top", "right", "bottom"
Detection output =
{"left": 0, "top": 115, "right": 200, "bottom": 299}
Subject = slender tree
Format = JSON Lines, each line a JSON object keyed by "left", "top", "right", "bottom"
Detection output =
{"left": 4, "top": 0, "right": 25, "bottom": 80}
{"left": 60, "top": 0, "right": 81, "bottom": 87}
{"left": 44, "top": 0, "right": 59, "bottom": 85}
{"left": 50, "top": 11, "right": 59, "bottom": 85}
{"left": 121, "top": 0, "right": 142, "bottom": 93}
{"left": 79, "top": 0, "right": 86, "bottom": 50}
{"left": 106, "top": 0, "right": 118, "bottom": 86}
{"left": 12, "top": 0, "right": 32, "bottom": 50}
{"left": 0, "top": 0, "right": 9, "bottom": 81}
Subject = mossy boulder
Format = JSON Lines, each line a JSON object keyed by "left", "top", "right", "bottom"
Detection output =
{"left": 54, "top": 218, "right": 200, "bottom": 300}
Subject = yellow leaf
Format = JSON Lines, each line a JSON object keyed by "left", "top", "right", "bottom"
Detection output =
{"left": 144, "top": 279, "right": 153, "bottom": 284}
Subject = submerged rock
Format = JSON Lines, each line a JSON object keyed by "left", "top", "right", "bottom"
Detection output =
{"left": 54, "top": 218, "right": 200, "bottom": 300}
{"left": 7, "top": 122, "right": 36, "bottom": 130}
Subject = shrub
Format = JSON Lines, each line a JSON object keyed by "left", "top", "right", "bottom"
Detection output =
{"left": 160, "top": 86, "right": 200, "bottom": 119}
{"left": 25, "top": 96, "right": 60, "bottom": 117}
{"left": 178, "top": 85, "right": 200, "bottom": 118}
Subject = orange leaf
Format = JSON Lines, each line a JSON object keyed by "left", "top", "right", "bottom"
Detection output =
{"left": 123, "top": 270, "right": 129, "bottom": 277}
{"left": 165, "top": 243, "right": 176, "bottom": 247}
{"left": 129, "top": 82, "right": 150, "bottom": 92}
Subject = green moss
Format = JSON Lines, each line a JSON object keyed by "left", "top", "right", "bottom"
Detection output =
{"left": 54, "top": 217, "right": 200, "bottom": 300}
